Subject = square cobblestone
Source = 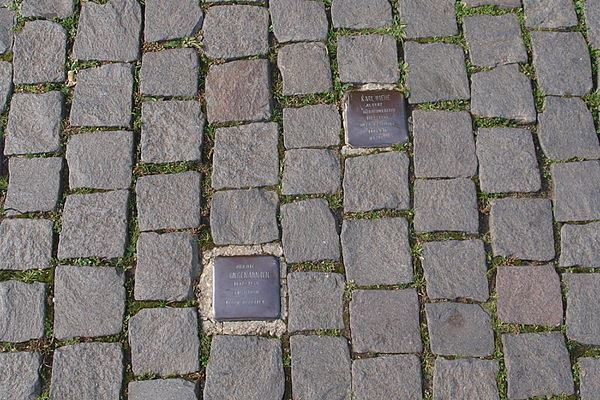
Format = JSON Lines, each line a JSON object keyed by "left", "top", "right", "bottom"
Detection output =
{"left": 283, "top": 104, "right": 340, "bottom": 149}
{"left": 560, "top": 222, "right": 600, "bottom": 268}
{"left": 282, "top": 149, "right": 340, "bottom": 195}
{"left": 203, "top": 5, "right": 269, "bottom": 60}
{"left": 353, "top": 355, "right": 422, "bottom": 400}
{"left": 471, "top": 64, "right": 536, "bottom": 123}
{"left": 343, "top": 152, "right": 410, "bottom": 212}
{"left": 53, "top": 265, "right": 125, "bottom": 340}
{"left": 490, "top": 198, "right": 555, "bottom": 261}
{"left": 144, "top": 0, "right": 203, "bottom": 43}
{"left": 140, "top": 49, "right": 199, "bottom": 97}
{"left": 422, "top": 240, "right": 489, "bottom": 302}
{"left": 350, "top": 289, "right": 422, "bottom": 353}
{"left": 4, "top": 157, "right": 63, "bottom": 215}
{"left": 502, "top": 333, "right": 574, "bottom": 399}
{"left": 587, "top": 0, "right": 600, "bottom": 48}
{"left": 0, "top": 8, "right": 14, "bottom": 55}
{"left": 58, "top": 191, "right": 129, "bottom": 259}
{"left": 0, "top": 61, "right": 12, "bottom": 114}
{"left": 70, "top": 63, "right": 134, "bottom": 128}
{"left": 496, "top": 265, "right": 563, "bottom": 326}
{"left": 337, "top": 34, "right": 399, "bottom": 84}
{"left": 332, "top": 0, "right": 393, "bottom": 29}
{"left": 288, "top": 272, "right": 345, "bottom": 332}
{"left": 66, "top": 131, "right": 133, "bottom": 190}
{"left": 281, "top": 199, "right": 340, "bottom": 263}
{"left": 523, "top": 0, "right": 578, "bottom": 29}
{"left": 270, "top": 0, "right": 328, "bottom": 43}
{"left": 405, "top": 42, "right": 470, "bottom": 104}
{"left": 212, "top": 122, "right": 279, "bottom": 190}
{"left": 433, "top": 358, "right": 499, "bottom": 400}
{"left": 413, "top": 111, "right": 477, "bottom": 178}
{"left": 4, "top": 92, "right": 63, "bottom": 155}
{"left": 580, "top": 358, "right": 600, "bottom": 400}
{"left": 0, "top": 281, "right": 45, "bottom": 342}
{"left": 414, "top": 178, "right": 479, "bottom": 233}
{"left": 21, "top": 0, "right": 73, "bottom": 18}
{"left": 564, "top": 273, "right": 600, "bottom": 346}
{"left": 135, "top": 232, "right": 199, "bottom": 301}
{"left": 141, "top": 101, "right": 204, "bottom": 164}
{"left": 205, "top": 59, "right": 271, "bottom": 124}
{"left": 129, "top": 308, "right": 199, "bottom": 376}
{"left": 399, "top": 0, "right": 458, "bottom": 39}
{"left": 552, "top": 161, "right": 600, "bottom": 222}
{"left": 476, "top": 128, "right": 541, "bottom": 193}
{"left": 0, "top": 352, "right": 42, "bottom": 400}
{"left": 50, "top": 343, "right": 123, "bottom": 400}
{"left": 0, "top": 219, "right": 53, "bottom": 271}
{"left": 129, "top": 379, "right": 197, "bottom": 400}
{"left": 278, "top": 42, "right": 332, "bottom": 95}
{"left": 210, "top": 189, "right": 279, "bottom": 245}
{"left": 341, "top": 218, "right": 412, "bottom": 286}
{"left": 136, "top": 172, "right": 201, "bottom": 232}
{"left": 464, "top": 0, "right": 521, "bottom": 5}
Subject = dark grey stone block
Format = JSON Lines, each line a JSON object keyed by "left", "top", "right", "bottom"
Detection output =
{"left": 560, "top": 222, "right": 600, "bottom": 268}
{"left": 278, "top": 42, "right": 332, "bottom": 95}
{"left": 0, "top": 219, "right": 53, "bottom": 271}
{"left": 523, "top": 0, "right": 577, "bottom": 29}
{"left": 564, "top": 273, "right": 600, "bottom": 346}
{"left": 140, "top": 49, "right": 199, "bottom": 97}
{"left": 0, "top": 281, "right": 45, "bottom": 342}
{"left": 0, "top": 61, "right": 12, "bottom": 114}
{"left": 136, "top": 172, "right": 201, "bottom": 231}
{"left": 144, "top": 0, "right": 203, "bottom": 43}
{"left": 587, "top": 0, "right": 600, "bottom": 49}
{"left": 580, "top": 358, "right": 600, "bottom": 400}
{"left": 282, "top": 149, "right": 340, "bottom": 195}
{"left": 552, "top": 161, "right": 600, "bottom": 222}
{"left": 58, "top": 191, "right": 129, "bottom": 259}
{"left": 341, "top": 218, "right": 412, "bottom": 286}
{"left": 21, "top": 0, "right": 74, "bottom": 18}
{"left": 270, "top": 0, "right": 328, "bottom": 43}
{"left": 502, "top": 333, "right": 574, "bottom": 399}
{"left": 399, "top": 0, "right": 458, "bottom": 39}
{"left": 0, "top": 352, "right": 42, "bottom": 400}
{"left": 129, "top": 379, "right": 197, "bottom": 400}
{"left": 337, "top": 34, "right": 399, "bottom": 84}
{"left": 353, "top": 355, "right": 422, "bottom": 400}
{"left": 433, "top": 358, "right": 499, "bottom": 400}
{"left": 283, "top": 104, "right": 340, "bottom": 149}
{"left": 0, "top": 8, "right": 14, "bottom": 55}
{"left": 129, "top": 308, "right": 199, "bottom": 376}
{"left": 332, "top": 0, "right": 393, "bottom": 29}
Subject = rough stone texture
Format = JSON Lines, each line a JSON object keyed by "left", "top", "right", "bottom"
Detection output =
{"left": 413, "top": 111, "right": 477, "bottom": 178}
{"left": 210, "top": 189, "right": 279, "bottom": 245}
{"left": 414, "top": 178, "right": 479, "bottom": 234}
{"left": 426, "top": 303, "right": 494, "bottom": 357}
{"left": 552, "top": 161, "right": 600, "bottom": 222}
{"left": 0, "top": 8, "right": 14, "bottom": 55}
{"left": 343, "top": 152, "right": 410, "bottom": 212}
{"left": 471, "top": 64, "right": 536, "bottom": 123}
{"left": 141, "top": 101, "right": 204, "bottom": 163}
{"left": 73, "top": 0, "right": 141, "bottom": 62}
{"left": 560, "top": 222, "right": 600, "bottom": 268}
{"left": 538, "top": 97, "right": 600, "bottom": 161}
{"left": 50, "top": 343, "right": 123, "bottom": 400}
{"left": 204, "top": 336, "right": 284, "bottom": 400}
{"left": 405, "top": 42, "right": 470, "bottom": 104}
{"left": 53, "top": 265, "right": 125, "bottom": 340}
{"left": 140, "top": 49, "right": 199, "bottom": 97}
{"left": 399, "top": 0, "right": 458, "bottom": 39}
{"left": 564, "top": 273, "right": 600, "bottom": 346}
{"left": 66, "top": 131, "right": 133, "bottom": 190}
{"left": 341, "top": 218, "right": 412, "bottom": 286}
{"left": 205, "top": 59, "right": 271, "bottom": 124}
{"left": 464, "top": 14, "right": 527, "bottom": 68}
{"left": 580, "top": 358, "right": 600, "bottom": 400}
{"left": 278, "top": 42, "right": 332, "bottom": 95}
{"left": 13, "top": 21, "right": 66, "bottom": 85}
{"left": 136, "top": 172, "right": 201, "bottom": 231}
{"left": 70, "top": 63, "right": 134, "bottom": 128}
{"left": 290, "top": 335, "right": 352, "bottom": 400}
{"left": 0, "top": 61, "right": 12, "bottom": 114}
{"left": 496, "top": 265, "right": 563, "bottom": 326}
{"left": 502, "top": 333, "right": 574, "bottom": 399}
{"left": 288, "top": 272, "right": 345, "bottom": 332}
{"left": 4, "top": 92, "right": 63, "bottom": 155}
{"left": 58, "top": 190, "right": 129, "bottom": 259}
{"left": 332, "top": 0, "right": 393, "bottom": 29}
{"left": 532, "top": 32, "right": 593, "bottom": 96}
{"left": 203, "top": 5, "right": 269, "bottom": 60}
{"left": 129, "top": 308, "right": 199, "bottom": 376}
{"left": 4, "top": 157, "right": 63, "bottom": 215}
{"left": 129, "top": 379, "right": 198, "bottom": 400}
{"left": 22, "top": 0, "right": 74, "bottom": 18}
{"left": 523, "top": 0, "right": 578, "bottom": 29}
{"left": 353, "top": 355, "right": 422, "bottom": 400}
{"left": 212, "top": 122, "right": 279, "bottom": 190}
{"left": 281, "top": 199, "right": 340, "bottom": 263}
{"left": 0, "top": 219, "right": 53, "bottom": 271}
{"left": 464, "top": 0, "right": 521, "bottom": 6}
{"left": 0, "top": 352, "right": 42, "bottom": 400}
{"left": 587, "top": 0, "right": 600, "bottom": 49}
{"left": 283, "top": 105, "right": 340, "bottom": 149}
{"left": 350, "top": 289, "right": 422, "bottom": 354}
{"left": 490, "top": 198, "right": 555, "bottom": 261}
{"left": 270, "top": 0, "right": 328, "bottom": 43}
{"left": 282, "top": 149, "right": 340, "bottom": 195}
{"left": 476, "top": 128, "right": 541, "bottom": 193}
{"left": 0, "top": 281, "right": 46, "bottom": 342}
{"left": 135, "top": 232, "right": 199, "bottom": 301}
{"left": 144, "top": 0, "right": 203, "bottom": 43}
{"left": 337, "top": 35, "right": 399, "bottom": 84}
{"left": 433, "top": 359, "right": 500, "bottom": 400}
{"left": 422, "top": 240, "right": 489, "bottom": 302}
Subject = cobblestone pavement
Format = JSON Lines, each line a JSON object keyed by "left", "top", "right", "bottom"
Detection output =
{"left": 1, "top": 0, "right": 600, "bottom": 399}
